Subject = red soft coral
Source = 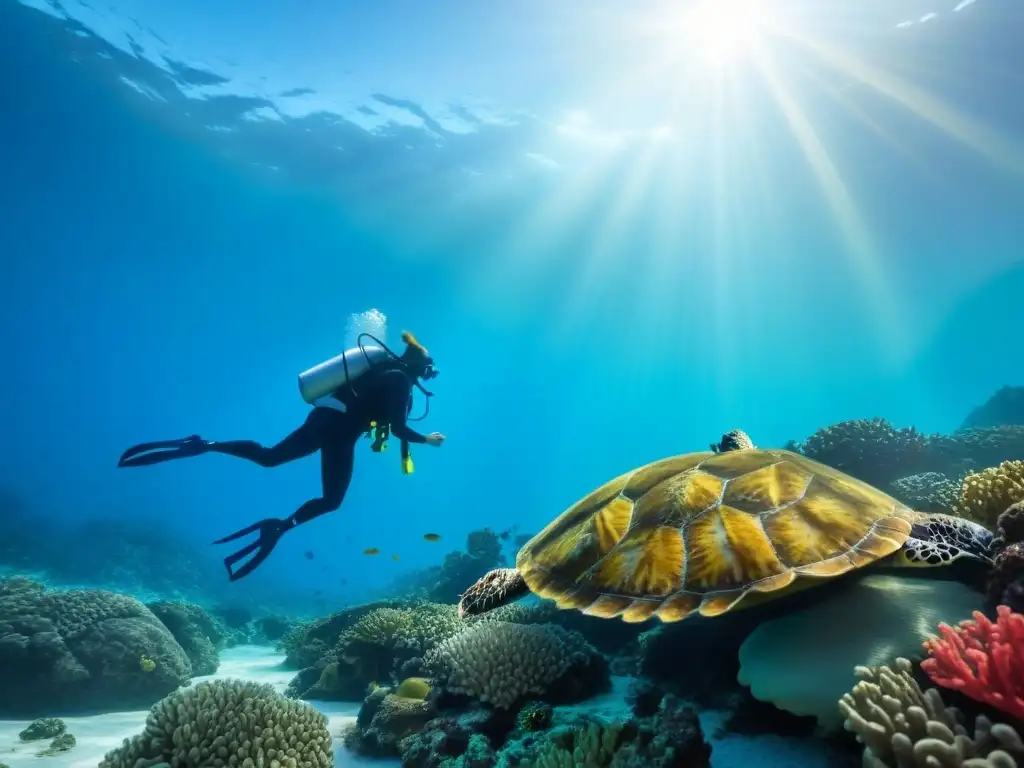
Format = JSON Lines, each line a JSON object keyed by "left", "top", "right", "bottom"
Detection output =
{"left": 921, "top": 605, "right": 1024, "bottom": 720}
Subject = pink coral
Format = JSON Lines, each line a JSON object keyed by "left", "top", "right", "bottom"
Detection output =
{"left": 921, "top": 605, "right": 1024, "bottom": 720}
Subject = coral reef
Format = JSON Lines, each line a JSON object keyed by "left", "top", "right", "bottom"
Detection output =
{"left": 936, "top": 427, "right": 1024, "bottom": 473}
{"left": 954, "top": 461, "right": 1024, "bottom": 528}
{"left": 99, "top": 679, "right": 332, "bottom": 768}
{"left": 506, "top": 695, "right": 710, "bottom": 768}
{"left": 839, "top": 656, "right": 1024, "bottom": 767}
{"left": 425, "top": 621, "right": 609, "bottom": 710}
{"left": 343, "top": 682, "right": 437, "bottom": 759}
{"left": 889, "top": 472, "right": 962, "bottom": 514}
{"left": 279, "top": 598, "right": 405, "bottom": 669}
{"left": 0, "top": 577, "right": 191, "bottom": 716}
{"left": 146, "top": 600, "right": 234, "bottom": 675}
{"left": 989, "top": 504, "right": 1024, "bottom": 613}
{"left": 794, "top": 418, "right": 934, "bottom": 489}
{"left": 285, "top": 601, "right": 467, "bottom": 701}
{"left": 922, "top": 606, "right": 1024, "bottom": 720}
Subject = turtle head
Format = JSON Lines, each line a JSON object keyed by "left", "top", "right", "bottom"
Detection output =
{"left": 896, "top": 513, "right": 996, "bottom": 568}
{"left": 457, "top": 568, "right": 530, "bottom": 618}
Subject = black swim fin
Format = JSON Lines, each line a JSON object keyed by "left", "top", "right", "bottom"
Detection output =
{"left": 213, "top": 517, "right": 295, "bottom": 581}
{"left": 117, "top": 435, "right": 210, "bottom": 468}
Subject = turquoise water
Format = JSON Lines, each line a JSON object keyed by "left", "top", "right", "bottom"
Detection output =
{"left": 1, "top": 0, "right": 1022, "bottom": 607}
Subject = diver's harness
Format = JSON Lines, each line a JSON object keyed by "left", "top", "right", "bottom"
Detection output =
{"left": 336, "top": 332, "right": 436, "bottom": 476}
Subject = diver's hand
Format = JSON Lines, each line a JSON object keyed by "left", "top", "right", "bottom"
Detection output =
{"left": 425, "top": 432, "right": 446, "bottom": 447}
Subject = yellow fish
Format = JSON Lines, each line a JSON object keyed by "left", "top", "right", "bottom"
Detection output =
{"left": 363, "top": 547, "right": 380, "bottom": 556}
{"left": 423, "top": 533, "right": 442, "bottom": 542}
{"left": 392, "top": 554, "right": 401, "bottom": 561}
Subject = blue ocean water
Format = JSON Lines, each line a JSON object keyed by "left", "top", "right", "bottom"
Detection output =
{"left": 1, "top": 0, "right": 1023, "bottom": 625}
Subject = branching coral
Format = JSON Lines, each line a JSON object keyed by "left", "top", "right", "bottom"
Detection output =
{"left": 922, "top": 606, "right": 1024, "bottom": 721}
{"left": 954, "top": 461, "right": 1024, "bottom": 528}
{"left": 98, "top": 679, "right": 332, "bottom": 768}
{"left": 839, "top": 657, "right": 1024, "bottom": 768}
{"left": 424, "top": 621, "right": 605, "bottom": 709}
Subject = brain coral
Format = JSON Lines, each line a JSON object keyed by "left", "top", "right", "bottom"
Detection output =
{"left": 0, "top": 579, "right": 191, "bottom": 717}
{"left": 424, "top": 621, "right": 603, "bottom": 709}
{"left": 99, "top": 678, "right": 333, "bottom": 768}
{"left": 953, "top": 461, "right": 1024, "bottom": 528}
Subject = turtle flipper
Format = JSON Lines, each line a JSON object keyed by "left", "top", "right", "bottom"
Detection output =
{"left": 457, "top": 568, "right": 530, "bottom": 618}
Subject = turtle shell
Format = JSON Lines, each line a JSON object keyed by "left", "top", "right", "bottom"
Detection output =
{"left": 516, "top": 449, "right": 917, "bottom": 624}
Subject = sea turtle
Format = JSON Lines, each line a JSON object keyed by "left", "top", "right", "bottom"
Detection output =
{"left": 457, "top": 433, "right": 995, "bottom": 623}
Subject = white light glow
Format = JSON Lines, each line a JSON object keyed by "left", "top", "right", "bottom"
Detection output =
{"left": 683, "top": 0, "right": 770, "bottom": 65}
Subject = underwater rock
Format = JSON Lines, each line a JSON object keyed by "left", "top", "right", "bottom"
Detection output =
{"left": 147, "top": 600, "right": 233, "bottom": 676}
{"left": 253, "top": 614, "right": 293, "bottom": 644}
{"left": 960, "top": 386, "right": 1024, "bottom": 431}
{"left": 737, "top": 574, "right": 986, "bottom": 728}
{"left": 638, "top": 612, "right": 755, "bottom": 708}
{"left": 0, "top": 577, "right": 191, "bottom": 717}
{"left": 18, "top": 717, "right": 66, "bottom": 740}
{"left": 39, "top": 732, "right": 76, "bottom": 755}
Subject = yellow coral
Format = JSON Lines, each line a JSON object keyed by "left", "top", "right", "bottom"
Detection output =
{"left": 139, "top": 656, "right": 155, "bottom": 673}
{"left": 395, "top": 677, "right": 431, "bottom": 700}
{"left": 953, "top": 461, "right": 1024, "bottom": 528}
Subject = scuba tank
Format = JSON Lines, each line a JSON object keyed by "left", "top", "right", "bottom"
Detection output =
{"left": 297, "top": 344, "right": 390, "bottom": 405}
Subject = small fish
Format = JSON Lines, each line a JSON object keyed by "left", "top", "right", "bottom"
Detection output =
{"left": 423, "top": 533, "right": 442, "bottom": 542}
{"left": 304, "top": 550, "right": 315, "bottom": 560}
{"left": 363, "top": 547, "right": 380, "bottom": 556}
{"left": 392, "top": 554, "right": 401, "bottom": 561}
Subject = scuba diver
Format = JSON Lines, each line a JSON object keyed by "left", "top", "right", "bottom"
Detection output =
{"left": 117, "top": 331, "right": 445, "bottom": 581}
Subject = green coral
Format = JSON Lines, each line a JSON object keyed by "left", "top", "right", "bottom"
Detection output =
{"left": 98, "top": 679, "right": 332, "bottom": 768}
{"left": 425, "top": 621, "right": 605, "bottom": 709}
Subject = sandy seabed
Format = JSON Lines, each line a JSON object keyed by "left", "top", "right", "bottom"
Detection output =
{"left": 0, "top": 645, "right": 385, "bottom": 768}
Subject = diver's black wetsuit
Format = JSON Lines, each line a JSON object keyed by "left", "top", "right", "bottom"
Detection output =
{"left": 208, "top": 369, "right": 427, "bottom": 526}
{"left": 117, "top": 366, "right": 430, "bottom": 580}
